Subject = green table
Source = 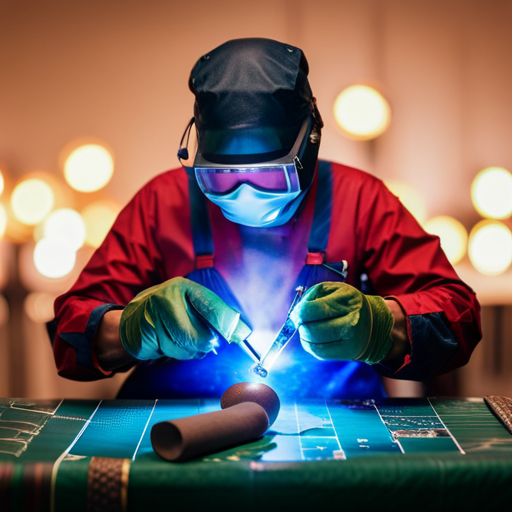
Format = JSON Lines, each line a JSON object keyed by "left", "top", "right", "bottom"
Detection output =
{"left": 1, "top": 397, "right": 511, "bottom": 511}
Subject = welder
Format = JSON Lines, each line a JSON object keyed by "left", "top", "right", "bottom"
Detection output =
{"left": 49, "top": 38, "right": 482, "bottom": 399}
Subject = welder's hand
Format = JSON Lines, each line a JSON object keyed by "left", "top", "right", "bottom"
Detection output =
{"left": 119, "top": 277, "right": 251, "bottom": 360}
{"left": 290, "top": 282, "right": 394, "bottom": 365}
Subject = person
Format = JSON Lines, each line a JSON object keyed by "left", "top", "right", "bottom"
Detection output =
{"left": 48, "top": 38, "right": 482, "bottom": 400}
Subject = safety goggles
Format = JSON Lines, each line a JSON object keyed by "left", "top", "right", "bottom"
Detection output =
{"left": 195, "top": 162, "right": 303, "bottom": 196}
{"left": 179, "top": 117, "right": 311, "bottom": 196}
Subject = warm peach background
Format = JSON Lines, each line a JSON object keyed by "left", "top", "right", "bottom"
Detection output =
{"left": 0, "top": 0, "right": 511, "bottom": 399}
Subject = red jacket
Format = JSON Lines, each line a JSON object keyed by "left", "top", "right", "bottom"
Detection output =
{"left": 50, "top": 160, "right": 482, "bottom": 393}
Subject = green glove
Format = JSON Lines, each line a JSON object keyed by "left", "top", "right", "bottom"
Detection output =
{"left": 289, "top": 282, "right": 394, "bottom": 365}
{"left": 120, "top": 277, "right": 251, "bottom": 360}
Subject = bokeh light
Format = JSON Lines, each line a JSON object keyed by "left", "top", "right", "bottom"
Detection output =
{"left": 468, "top": 220, "right": 512, "bottom": 276}
{"left": 384, "top": 180, "right": 427, "bottom": 223}
{"left": 24, "top": 292, "right": 57, "bottom": 323}
{"left": 0, "top": 170, "right": 5, "bottom": 197}
{"left": 333, "top": 85, "right": 391, "bottom": 140}
{"left": 33, "top": 236, "right": 76, "bottom": 279}
{"left": 42, "top": 208, "right": 86, "bottom": 251}
{"left": 64, "top": 143, "right": 114, "bottom": 192}
{"left": 0, "top": 203, "right": 7, "bottom": 239}
{"left": 471, "top": 167, "right": 512, "bottom": 219}
{"left": 423, "top": 215, "right": 468, "bottom": 265}
{"left": 11, "top": 178, "right": 54, "bottom": 225}
{"left": 81, "top": 200, "right": 120, "bottom": 248}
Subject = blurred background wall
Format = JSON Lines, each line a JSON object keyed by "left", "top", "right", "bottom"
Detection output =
{"left": 0, "top": 0, "right": 511, "bottom": 399}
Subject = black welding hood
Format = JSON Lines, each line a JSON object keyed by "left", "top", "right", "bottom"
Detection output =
{"left": 189, "top": 38, "right": 314, "bottom": 165}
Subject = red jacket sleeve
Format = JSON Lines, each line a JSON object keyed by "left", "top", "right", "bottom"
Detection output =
{"left": 49, "top": 170, "right": 194, "bottom": 381}
{"left": 354, "top": 176, "right": 482, "bottom": 380}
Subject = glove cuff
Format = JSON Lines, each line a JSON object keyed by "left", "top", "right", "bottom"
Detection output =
{"left": 120, "top": 302, "right": 162, "bottom": 360}
{"left": 357, "top": 295, "right": 394, "bottom": 365}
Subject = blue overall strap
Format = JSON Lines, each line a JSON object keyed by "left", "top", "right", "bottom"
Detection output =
{"left": 304, "top": 160, "right": 347, "bottom": 280}
{"left": 186, "top": 168, "right": 214, "bottom": 266}
{"left": 307, "top": 159, "right": 332, "bottom": 255}
{"left": 185, "top": 167, "right": 248, "bottom": 324}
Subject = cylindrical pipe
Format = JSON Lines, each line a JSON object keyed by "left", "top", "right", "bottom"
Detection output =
{"left": 151, "top": 401, "right": 269, "bottom": 462}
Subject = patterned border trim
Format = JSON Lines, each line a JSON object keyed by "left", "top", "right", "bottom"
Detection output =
{"left": 87, "top": 457, "right": 130, "bottom": 512}
{"left": 484, "top": 395, "right": 512, "bottom": 435}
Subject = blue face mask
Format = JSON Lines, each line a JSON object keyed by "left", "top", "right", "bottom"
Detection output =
{"left": 206, "top": 183, "right": 303, "bottom": 228}
{"left": 178, "top": 115, "right": 317, "bottom": 228}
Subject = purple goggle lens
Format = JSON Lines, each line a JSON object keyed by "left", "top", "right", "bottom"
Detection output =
{"left": 195, "top": 164, "right": 300, "bottom": 195}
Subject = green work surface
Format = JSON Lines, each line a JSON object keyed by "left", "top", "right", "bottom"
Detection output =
{"left": 1, "top": 397, "right": 511, "bottom": 511}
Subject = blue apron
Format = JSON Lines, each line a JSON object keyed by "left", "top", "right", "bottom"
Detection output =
{"left": 117, "top": 162, "right": 386, "bottom": 400}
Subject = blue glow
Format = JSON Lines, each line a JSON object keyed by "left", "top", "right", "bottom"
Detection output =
{"left": 245, "top": 329, "right": 275, "bottom": 357}
{"left": 218, "top": 129, "right": 283, "bottom": 155}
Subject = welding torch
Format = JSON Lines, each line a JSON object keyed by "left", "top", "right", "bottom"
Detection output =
{"left": 248, "top": 286, "right": 307, "bottom": 378}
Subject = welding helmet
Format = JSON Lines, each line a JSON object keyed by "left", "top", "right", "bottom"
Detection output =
{"left": 179, "top": 38, "right": 323, "bottom": 227}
